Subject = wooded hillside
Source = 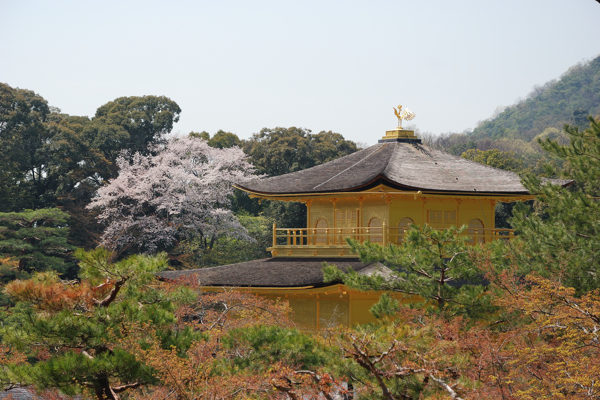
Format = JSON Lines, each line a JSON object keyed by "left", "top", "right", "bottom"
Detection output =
{"left": 425, "top": 55, "right": 600, "bottom": 170}
{"left": 472, "top": 55, "right": 600, "bottom": 141}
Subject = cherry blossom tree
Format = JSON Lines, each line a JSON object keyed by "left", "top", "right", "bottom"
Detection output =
{"left": 88, "top": 136, "right": 256, "bottom": 255}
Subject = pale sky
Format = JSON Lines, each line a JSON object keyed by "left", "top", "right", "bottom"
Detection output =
{"left": 1, "top": 0, "right": 599, "bottom": 145}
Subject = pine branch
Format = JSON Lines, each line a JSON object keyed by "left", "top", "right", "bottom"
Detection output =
{"left": 96, "top": 278, "right": 126, "bottom": 308}
{"left": 112, "top": 382, "right": 143, "bottom": 393}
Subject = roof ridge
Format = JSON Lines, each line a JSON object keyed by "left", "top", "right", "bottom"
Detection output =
{"left": 312, "top": 143, "right": 389, "bottom": 190}
{"left": 382, "top": 142, "right": 433, "bottom": 178}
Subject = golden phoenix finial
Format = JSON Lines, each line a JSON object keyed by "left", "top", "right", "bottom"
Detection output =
{"left": 393, "top": 104, "right": 416, "bottom": 128}
{"left": 393, "top": 105, "right": 402, "bottom": 127}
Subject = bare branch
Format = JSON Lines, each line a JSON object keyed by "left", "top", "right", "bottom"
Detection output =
{"left": 429, "top": 375, "right": 464, "bottom": 400}
{"left": 112, "top": 382, "right": 143, "bottom": 393}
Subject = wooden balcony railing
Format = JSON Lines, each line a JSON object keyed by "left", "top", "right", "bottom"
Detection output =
{"left": 270, "top": 223, "right": 515, "bottom": 250}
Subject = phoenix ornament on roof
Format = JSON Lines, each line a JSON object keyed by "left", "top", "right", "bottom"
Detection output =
{"left": 393, "top": 105, "right": 416, "bottom": 128}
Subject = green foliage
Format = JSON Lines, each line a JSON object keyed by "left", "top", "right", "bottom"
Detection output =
{"left": 325, "top": 225, "right": 491, "bottom": 317}
{"left": 259, "top": 200, "right": 307, "bottom": 229}
{"left": 0, "top": 83, "right": 51, "bottom": 210}
{"left": 460, "top": 149, "right": 527, "bottom": 229}
{"left": 0, "top": 208, "right": 75, "bottom": 286}
{"left": 449, "top": 140, "right": 477, "bottom": 156}
{"left": 425, "top": 57, "right": 600, "bottom": 179}
{"left": 461, "top": 148, "right": 524, "bottom": 172}
{"left": 208, "top": 130, "right": 242, "bottom": 149}
{"left": 369, "top": 292, "right": 400, "bottom": 319}
{"left": 188, "top": 130, "right": 210, "bottom": 141}
{"left": 493, "top": 201, "right": 517, "bottom": 230}
{"left": 497, "top": 117, "right": 600, "bottom": 294}
{"left": 93, "top": 95, "right": 181, "bottom": 155}
{"left": 471, "top": 56, "right": 600, "bottom": 142}
{"left": 220, "top": 325, "right": 330, "bottom": 371}
{"left": 1, "top": 81, "right": 359, "bottom": 261}
{"left": 175, "top": 214, "right": 272, "bottom": 268}
{"left": 0, "top": 84, "right": 111, "bottom": 211}
{"left": 422, "top": 132, "right": 475, "bottom": 157}
{"left": 75, "top": 247, "right": 163, "bottom": 284}
{"left": 0, "top": 249, "right": 199, "bottom": 398}
{"left": 189, "top": 129, "right": 242, "bottom": 149}
{"left": 0, "top": 83, "right": 183, "bottom": 252}
{"left": 242, "top": 127, "right": 358, "bottom": 177}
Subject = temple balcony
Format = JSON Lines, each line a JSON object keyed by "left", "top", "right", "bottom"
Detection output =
{"left": 268, "top": 223, "right": 515, "bottom": 258}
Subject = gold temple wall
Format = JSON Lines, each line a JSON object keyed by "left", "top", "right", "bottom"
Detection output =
{"left": 361, "top": 197, "right": 389, "bottom": 230}
{"left": 266, "top": 180, "right": 521, "bottom": 257}
{"left": 202, "top": 284, "right": 418, "bottom": 330}
{"left": 309, "top": 192, "right": 496, "bottom": 232}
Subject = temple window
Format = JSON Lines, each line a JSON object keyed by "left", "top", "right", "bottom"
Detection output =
{"left": 396, "top": 217, "right": 414, "bottom": 243}
{"left": 428, "top": 210, "right": 457, "bottom": 228}
{"left": 314, "top": 219, "right": 328, "bottom": 245}
{"left": 334, "top": 209, "right": 358, "bottom": 244}
{"left": 467, "top": 219, "right": 485, "bottom": 244}
{"left": 368, "top": 217, "right": 383, "bottom": 244}
{"left": 335, "top": 209, "right": 358, "bottom": 228}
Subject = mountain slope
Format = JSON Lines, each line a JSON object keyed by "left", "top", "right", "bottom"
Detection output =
{"left": 470, "top": 55, "right": 600, "bottom": 142}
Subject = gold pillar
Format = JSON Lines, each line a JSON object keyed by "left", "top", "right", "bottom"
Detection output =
{"left": 382, "top": 220, "right": 388, "bottom": 246}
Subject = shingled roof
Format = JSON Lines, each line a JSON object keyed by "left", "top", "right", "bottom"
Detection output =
{"left": 237, "top": 141, "right": 570, "bottom": 195}
{"left": 0, "top": 388, "right": 81, "bottom": 400}
{"left": 158, "top": 258, "right": 389, "bottom": 288}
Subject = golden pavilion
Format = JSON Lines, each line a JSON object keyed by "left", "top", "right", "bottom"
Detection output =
{"left": 160, "top": 112, "right": 571, "bottom": 329}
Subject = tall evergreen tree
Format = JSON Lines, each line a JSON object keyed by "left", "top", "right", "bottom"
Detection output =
{"left": 0, "top": 208, "right": 75, "bottom": 285}
{"left": 495, "top": 117, "right": 600, "bottom": 293}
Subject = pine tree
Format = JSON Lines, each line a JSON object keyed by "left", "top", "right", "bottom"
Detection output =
{"left": 0, "top": 208, "right": 75, "bottom": 285}
{"left": 324, "top": 225, "right": 491, "bottom": 318}
{"left": 0, "top": 249, "right": 198, "bottom": 400}
{"left": 502, "top": 117, "right": 600, "bottom": 293}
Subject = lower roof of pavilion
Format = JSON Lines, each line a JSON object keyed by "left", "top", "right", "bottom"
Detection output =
{"left": 157, "top": 258, "right": 392, "bottom": 288}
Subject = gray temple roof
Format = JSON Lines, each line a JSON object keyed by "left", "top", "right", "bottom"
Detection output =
{"left": 237, "top": 141, "right": 571, "bottom": 195}
{"left": 158, "top": 258, "right": 390, "bottom": 288}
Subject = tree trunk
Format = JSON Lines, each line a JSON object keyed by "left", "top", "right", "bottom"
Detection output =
{"left": 94, "top": 376, "right": 119, "bottom": 400}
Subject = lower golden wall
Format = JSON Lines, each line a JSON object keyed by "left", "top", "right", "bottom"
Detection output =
{"left": 202, "top": 285, "right": 419, "bottom": 330}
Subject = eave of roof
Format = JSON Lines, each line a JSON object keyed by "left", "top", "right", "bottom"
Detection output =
{"left": 237, "top": 141, "right": 574, "bottom": 196}
{"left": 157, "top": 258, "right": 378, "bottom": 288}
{"left": 235, "top": 181, "right": 538, "bottom": 199}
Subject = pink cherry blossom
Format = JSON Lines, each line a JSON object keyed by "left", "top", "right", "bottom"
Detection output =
{"left": 88, "top": 136, "right": 257, "bottom": 254}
